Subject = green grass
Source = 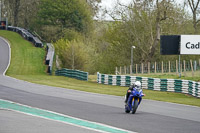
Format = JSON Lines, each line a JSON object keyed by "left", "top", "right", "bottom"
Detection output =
{"left": 0, "top": 30, "right": 46, "bottom": 75}
{"left": 1, "top": 30, "right": 200, "bottom": 107}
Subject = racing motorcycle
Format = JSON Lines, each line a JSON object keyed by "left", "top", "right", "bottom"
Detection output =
{"left": 125, "top": 87, "right": 145, "bottom": 114}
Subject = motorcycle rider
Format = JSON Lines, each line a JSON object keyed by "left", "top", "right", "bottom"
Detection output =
{"left": 125, "top": 81, "right": 141, "bottom": 104}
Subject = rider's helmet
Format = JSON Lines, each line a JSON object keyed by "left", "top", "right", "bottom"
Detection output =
{"left": 134, "top": 81, "right": 141, "bottom": 90}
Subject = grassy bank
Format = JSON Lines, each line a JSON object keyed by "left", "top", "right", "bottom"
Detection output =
{"left": 1, "top": 30, "right": 200, "bottom": 107}
{"left": 0, "top": 30, "right": 46, "bottom": 75}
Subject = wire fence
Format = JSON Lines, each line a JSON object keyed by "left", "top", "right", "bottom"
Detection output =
{"left": 116, "top": 59, "right": 200, "bottom": 77}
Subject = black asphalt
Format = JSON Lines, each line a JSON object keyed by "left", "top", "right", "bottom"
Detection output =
{"left": 0, "top": 37, "right": 9, "bottom": 75}
{"left": 0, "top": 37, "right": 200, "bottom": 133}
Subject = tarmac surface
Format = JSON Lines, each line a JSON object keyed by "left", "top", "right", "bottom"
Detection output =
{"left": 0, "top": 36, "right": 200, "bottom": 133}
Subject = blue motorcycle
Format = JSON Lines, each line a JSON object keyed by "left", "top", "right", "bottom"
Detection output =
{"left": 125, "top": 87, "right": 145, "bottom": 114}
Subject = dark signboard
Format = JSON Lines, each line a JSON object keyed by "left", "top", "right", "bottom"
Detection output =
{"left": 160, "top": 35, "right": 180, "bottom": 55}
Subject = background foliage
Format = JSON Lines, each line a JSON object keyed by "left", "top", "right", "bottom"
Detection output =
{"left": 3, "top": 0, "right": 200, "bottom": 74}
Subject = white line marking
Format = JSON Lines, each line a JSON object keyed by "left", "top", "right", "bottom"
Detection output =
{"left": 0, "top": 99, "right": 137, "bottom": 133}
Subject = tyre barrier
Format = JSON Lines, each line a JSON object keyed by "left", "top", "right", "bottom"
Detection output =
{"left": 56, "top": 68, "right": 88, "bottom": 81}
{"left": 97, "top": 72, "right": 200, "bottom": 98}
{"left": 7, "top": 26, "right": 43, "bottom": 47}
{"left": 45, "top": 43, "right": 55, "bottom": 74}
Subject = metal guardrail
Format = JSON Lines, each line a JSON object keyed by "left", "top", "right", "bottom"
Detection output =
{"left": 56, "top": 68, "right": 88, "bottom": 81}
{"left": 7, "top": 26, "right": 43, "bottom": 47}
{"left": 97, "top": 72, "right": 200, "bottom": 98}
{"left": 46, "top": 43, "right": 55, "bottom": 74}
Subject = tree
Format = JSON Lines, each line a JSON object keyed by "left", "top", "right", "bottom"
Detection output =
{"left": 93, "top": 0, "right": 194, "bottom": 73}
{"left": 19, "top": 0, "right": 40, "bottom": 29}
{"left": 187, "top": 0, "right": 200, "bottom": 33}
{"left": 37, "top": 0, "right": 93, "bottom": 34}
{"left": 86, "top": 0, "right": 102, "bottom": 17}
{"left": 4, "top": 0, "right": 40, "bottom": 28}
{"left": 5, "top": 0, "right": 21, "bottom": 26}
{"left": 147, "top": 0, "right": 171, "bottom": 61}
{"left": 54, "top": 39, "right": 89, "bottom": 70}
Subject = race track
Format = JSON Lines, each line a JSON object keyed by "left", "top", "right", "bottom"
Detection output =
{"left": 0, "top": 37, "right": 200, "bottom": 133}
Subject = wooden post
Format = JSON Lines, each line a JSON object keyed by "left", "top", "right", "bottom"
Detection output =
{"left": 169, "top": 61, "right": 171, "bottom": 73}
{"left": 199, "top": 59, "right": 200, "bottom": 76}
{"left": 162, "top": 61, "right": 164, "bottom": 73}
{"left": 136, "top": 64, "right": 138, "bottom": 75}
{"left": 181, "top": 63, "right": 182, "bottom": 76}
{"left": 130, "top": 65, "right": 132, "bottom": 74}
{"left": 148, "top": 62, "right": 150, "bottom": 74}
{"left": 124, "top": 66, "right": 126, "bottom": 75}
{"left": 155, "top": 62, "right": 157, "bottom": 73}
{"left": 184, "top": 60, "right": 186, "bottom": 76}
{"left": 199, "top": 59, "right": 200, "bottom": 66}
{"left": 141, "top": 63, "right": 144, "bottom": 74}
{"left": 120, "top": 66, "right": 122, "bottom": 75}
{"left": 176, "top": 60, "right": 178, "bottom": 76}
{"left": 190, "top": 60, "right": 194, "bottom": 77}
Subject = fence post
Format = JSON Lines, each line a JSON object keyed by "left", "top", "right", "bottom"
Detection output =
{"left": 176, "top": 60, "right": 178, "bottom": 76}
{"left": 115, "top": 67, "right": 118, "bottom": 75}
{"left": 155, "top": 62, "right": 157, "bottom": 73}
{"left": 181, "top": 63, "right": 182, "bottom": 76}
{"left": 130, "top": 65, "right": 132, "bottom": 74}
{"left": 199, "top": 59, "right": 200, "bottom": 66}
{"left": 190, "top": 60, "right": 194, "bottom": 77}
{"left": 141, "top": 63, "right": 144, "bottom": 74}
{"left": 184, "top": 60, "right": 186, "bottom": 76}
{"left": 199, "top": 59, "right": 200, "bottom": 67}
{"left": 120, "top": 66, "right": 122, "bottom": 75}
{"left": 162, "top": 61, "right": 163, "bottom": 73}
{"left": 124, "top": 66, "right": 126, "bottom": 75}
{"left": 169, "top": 61, "right": 171, "bottom": 73}
{"left": 136, "top": 64, "right": 138, "bottom": 75}
{"left": 199, "top": 59, "right": 200, "bottom": 75}
{"left": 148, "top": 62, "right": 150, "bottom": 74}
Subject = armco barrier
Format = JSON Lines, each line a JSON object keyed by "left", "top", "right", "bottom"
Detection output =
{"left": 56, "top": 68, "right": 88, "bottom": 81}
{"left": 97, "top": 72, "right": 200, "bottom": 98}
{"left": 7, "top": 26, "right": 43, "bottom": 47}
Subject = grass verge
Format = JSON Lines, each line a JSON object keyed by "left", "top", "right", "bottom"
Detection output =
{"left": 1, "top": 30, "right": 200, "bottom": 107}
{"left": 0, "top": 30, "right": 46, "bottom": 75}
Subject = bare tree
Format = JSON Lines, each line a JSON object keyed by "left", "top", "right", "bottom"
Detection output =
{"left": 86, "top": 0, "right": 101, "bottom": 16}
{"left": 147, "top": 0, "right": 169, "bottom": 61}
{"left": 19, "top": 0, "right": 40, "bottom": 28}
{"left": 4, "top": 0, "right": 21, "bottom": 26}
{"left": 187, "top": 0, "right": 200, "bottom": 33}
{"left": 6, "top": 0, "right": 21, "bottom": 26}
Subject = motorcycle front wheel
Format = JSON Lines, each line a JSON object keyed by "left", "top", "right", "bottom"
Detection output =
{"left": 132, "top": 99, "right": 138, "bottom": 114}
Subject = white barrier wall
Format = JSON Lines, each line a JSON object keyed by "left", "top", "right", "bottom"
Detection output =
{"left": 97, "top": 72, "right": 200, "bottom": 98}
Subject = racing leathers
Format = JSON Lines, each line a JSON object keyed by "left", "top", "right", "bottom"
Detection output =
{"left": 124, "top": 84, "right": 135, "bottom": 104}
